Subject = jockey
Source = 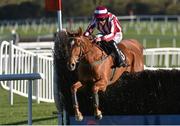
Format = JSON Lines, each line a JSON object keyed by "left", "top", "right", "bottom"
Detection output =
{"left": 84, "top": 6, "right": 128, "bottom": 67}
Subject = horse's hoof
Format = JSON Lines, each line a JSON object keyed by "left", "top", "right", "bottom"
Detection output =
{"left": 75, "top": 114, "right": 83, "bottom": 121}
{"left": 95, "top": 114, "right": 103, "bottom": 120}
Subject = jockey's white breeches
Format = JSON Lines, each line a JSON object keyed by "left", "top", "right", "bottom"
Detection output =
{"left": 113, "top": 32, "right": 123, "bottom": 44}
{"left": 96, "top": 32, "right": 123, "bottom": 44}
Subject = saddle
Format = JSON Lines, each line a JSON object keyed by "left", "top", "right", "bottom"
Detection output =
{"left": 97, "top": 41, "right": 116, "bottom": 62}
{"left": 97, "top": 41, "right": 127, "bottom": 67}
{"left": 97, "top": 41, "right": 113, "bottom": 55}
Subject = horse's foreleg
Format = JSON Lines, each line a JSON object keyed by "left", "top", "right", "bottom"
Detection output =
{"left": 71, "top": 81, "right": 83, "bottom": 121}
{"left": 92, "top": 86, "right": 103, "bottom": 120}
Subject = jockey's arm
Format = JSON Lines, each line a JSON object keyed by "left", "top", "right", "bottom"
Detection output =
{"left": 84, "top": 19, "right": 96, "bottom": 37}
{"left": 100, "top": 19, "right": 116, "bottom": 42}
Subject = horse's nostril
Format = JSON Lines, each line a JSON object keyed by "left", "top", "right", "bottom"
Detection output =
{"left": 67, "top": 59, "right": 77, "bottom": 71}
{"left": 71, "top": 63, "right": 75, "bottom": 67}
{"left": 68, "top": 63, "right": 76, "bottom": 71}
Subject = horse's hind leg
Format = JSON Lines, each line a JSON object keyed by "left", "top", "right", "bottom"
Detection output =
{"left": 71, "top": 81, "right": 83, "bottom": 121}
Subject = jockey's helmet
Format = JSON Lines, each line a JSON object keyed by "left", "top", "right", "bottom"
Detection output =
{"left": 94, "top": 6, "right": 108, "bottom": 19}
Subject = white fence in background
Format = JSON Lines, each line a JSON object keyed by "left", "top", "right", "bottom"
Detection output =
{"left": 18, "top": 41, "right": 54, "bottom": 57}
{"left": 1, "top": 40, "right": 180, "bottom": 103}
{"left": 144, "top": 48, "right": 180, "bottom": 70}
{"left": 0, "top": 41, "right": 54, "bottom": 103}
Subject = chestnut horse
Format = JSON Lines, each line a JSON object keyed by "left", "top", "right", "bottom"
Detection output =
{"left": 66, "top": 27, "right": 144, "bottom": 121}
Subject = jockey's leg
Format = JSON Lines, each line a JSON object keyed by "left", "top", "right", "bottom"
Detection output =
{"left": 109, "top": 40, "right": 128, "bottom": 67}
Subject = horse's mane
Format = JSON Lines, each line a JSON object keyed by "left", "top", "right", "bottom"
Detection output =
{"left": 81, "top": 36, "right": 94, "bottom": 49}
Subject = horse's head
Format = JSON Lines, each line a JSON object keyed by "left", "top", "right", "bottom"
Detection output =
{"left": 67, "top": 27, "right": 88, "bottom": 71}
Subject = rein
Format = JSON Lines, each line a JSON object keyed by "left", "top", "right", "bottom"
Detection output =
{"left": 79, "top": 54, "right": 110, "bottom": 66}
{"left": 79, "top": 42, "right": 109, "bottom": 66}
{"left": 70, "top": 36, "right": 109, "bottom": 66}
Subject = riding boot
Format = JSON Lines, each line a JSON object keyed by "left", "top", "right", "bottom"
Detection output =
{"left": 110, "top": 41, "right": 128, "bottom": 67}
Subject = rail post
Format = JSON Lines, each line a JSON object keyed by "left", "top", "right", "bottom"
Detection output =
{"left": 33, "top": 55, "right": 40, "bottom": 104}
{"left": 0, "top": 73, "right": 44, "bottom": 125}
{"left": 9, "top": 41, "right": 14, "bottom": 105}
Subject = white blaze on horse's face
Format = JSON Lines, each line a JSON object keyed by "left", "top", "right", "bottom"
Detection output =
{"left": 67, "top": 38, "right": 81, "bottom": 71}
{"left": 70, "top": 39, "right": 75, "bottom": 48}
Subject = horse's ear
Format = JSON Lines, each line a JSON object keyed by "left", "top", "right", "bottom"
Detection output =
{"left": 78, "top": 27, "right": 83, "bottom": 36}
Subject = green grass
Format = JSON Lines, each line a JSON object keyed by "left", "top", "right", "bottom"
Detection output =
{"left": 0, "top": 86, "right": 58, "bottom": 125}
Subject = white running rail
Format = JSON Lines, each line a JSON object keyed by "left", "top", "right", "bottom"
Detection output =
{"left": 144, "top": 48, "right": 180, "bottom": 70}
{"left": 0, "top": 41, "right": 54, "bottom": 103}
{"left": 18, "top": 41, "right": 54, "bottom": 57}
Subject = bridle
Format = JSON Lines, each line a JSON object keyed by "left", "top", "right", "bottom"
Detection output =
{"left": 69, "top": 36, "right": 109, "bottom": 66}
{"left": 69, "top": 36, "right": 89, "bottom": 62}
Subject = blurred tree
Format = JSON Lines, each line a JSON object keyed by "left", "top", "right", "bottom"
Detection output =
{"left": 166, "top": 3, "right": 180, "bottom": 14}
{"left": 106, "top": 0, "right": 125, "bottom": 15}
{"left": 72, "top": 0, "right": 94, "bottom": 16}
{"left": 172, "top": 0, "right": 178, "bottom": 4}
{"left": 0, "top": 0, "right": 31, "bottom": 7}
{"left": 0, "top": 1, "right": 43, "bottom": 19}
{"left": 32, "top": 0, "right": 44, "bottom": 7}
{"left": 0, "top": 0, "right": 179, "bottom": 20}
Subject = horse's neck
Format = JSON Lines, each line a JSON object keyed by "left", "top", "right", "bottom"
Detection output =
{"left": 83, "top": 43, "right": 105, "bottom": 63}
{"left": 79, "top": 37, "right": 105, "bottom": 63}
